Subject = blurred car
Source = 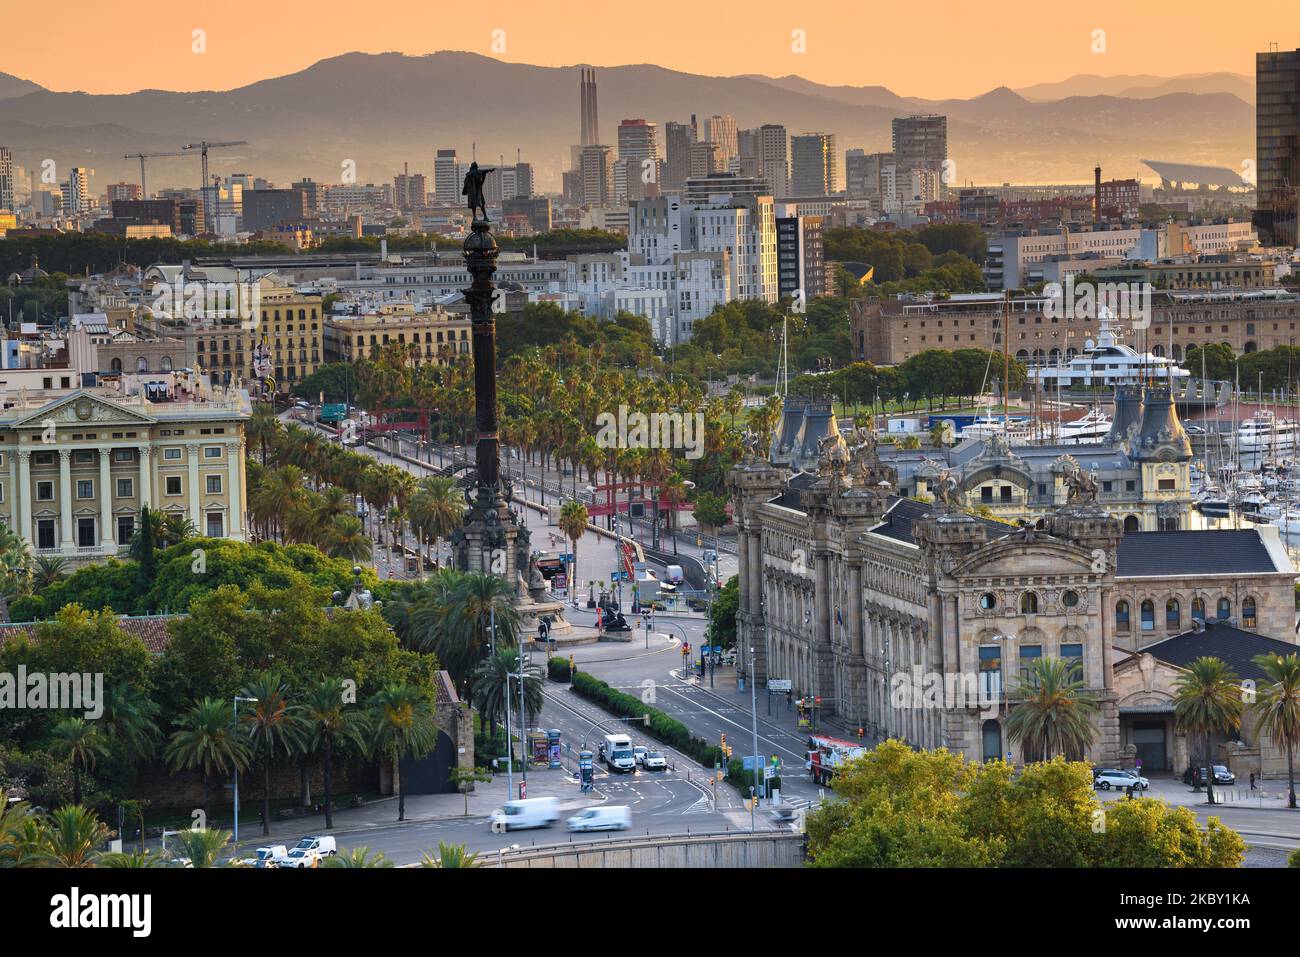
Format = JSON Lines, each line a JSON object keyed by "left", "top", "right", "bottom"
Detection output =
{"left": 566, "top": 806, "right": 631, "bottom": 832}
{"left": 280, "top": 848, "right": 320, "bottom": 869}
{"left": 1183, "top": 765, "right": 1235, "bottom": 786}
{"left": 642, "top": 750, "right": 667, "bottom": 771}
{"left": 1094, "top": 769, "right": 1149, "bottom": 791}
{"left": 237, "top": 845, "right": 287, "bottom": 868}
{"left": 633, "top": 746, "right": 649, "bottom": 767}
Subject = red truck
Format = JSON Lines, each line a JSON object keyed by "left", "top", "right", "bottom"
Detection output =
{"left": 807, "top": 733, "right": 868, "bottom": 787}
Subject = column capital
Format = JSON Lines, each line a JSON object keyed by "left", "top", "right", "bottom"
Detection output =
{"left": 137, "top": 445, "right": 153, "bottom": 457}
{"left": 17, "top": 449, "right": 31, "bottom": 461}
{"left": 57, "top": 447, "right": 72, "bottom": 460}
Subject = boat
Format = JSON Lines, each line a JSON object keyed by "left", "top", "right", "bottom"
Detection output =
{"left": 1052, "top": 408, "right": 1113, "bottom": 444}
{"left": 1029, "top": 306, "right": 1191, "bottom": 390}
{"left": 960, "top": 416, "right": 1033, "bottom": 443}
{"left": 1231, "top": 409, "right": 1300, "bottom": 456}
{"left": 1194, "top": 487, "right": 1231, "bottom": 517}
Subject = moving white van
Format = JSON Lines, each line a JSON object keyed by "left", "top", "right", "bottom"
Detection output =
{"left": 601, "top": 733, "right": 636, "bottom": 773}
{"left": 566, "top": 805, "right": 631, "bottom": 832}
{"left": 489, "top": 796, "right": 560, "bottom": 832}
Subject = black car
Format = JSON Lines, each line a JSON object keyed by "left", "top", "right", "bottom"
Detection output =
{"left": 1182, "top": 765, "right": 1235, "bottom": 785}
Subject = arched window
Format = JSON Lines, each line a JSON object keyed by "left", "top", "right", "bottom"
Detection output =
{"left": 1192, "top": 597, "right": 1205, "bottom": 622}
{"left": 1123, "top": 515, "right": 1140, "bottom": 532}
{"left": 1141, "top": 600, "right": 1155, "bottom": 631}
{"left": 1245, "top": 341, "right": 1257, "bottom": 354}
{"left": 1166, "top": 599, "right": 1180, "bottom": 630}
{"left": 161, "top": 355, "right": 172, "bottom": 371}
{"left": 1172, "top": 344, "right": 1182, "bottom": 361}
{"left": 981, "top": 719, "right": 1002, "bottom": 763}
{"left": 1217, "top": 597, "right": 1231, "bottom": 619}
{"left": 1159, "top": 516, "right": 1179, "bottom": 531}
{"left": 1020, "top": 592, "right": 1039, "bottom": 614}
{"left": 1243, "top": 597, "right": 1257, "bottom": 629}
{"left": 1115, "top": 601, "right": 1130, "bottom": 633}
{"left": 1015, "top": 350, "right": 1029, "bottom": 361}
{"left": 110, "top": 357, "right": 122, "bottom": 372}
{"left": 136, "top": 356, "right": 148, "bottom": 373}
{"left": 1152, "top": 344, "right": 1165, "bottom": 357}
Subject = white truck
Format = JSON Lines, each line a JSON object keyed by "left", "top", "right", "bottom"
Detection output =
{"left": 600, "top": 733, "right": 636, "bottom": 773}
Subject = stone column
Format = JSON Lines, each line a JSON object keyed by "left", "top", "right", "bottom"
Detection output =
{"left": 58, "top": 448, "right": 73, "bottom": 552}
{"left": 8, "top": 449, "right": 19, "bottom": 535}
{"left": 98, "top": 448, "right": 113, "bottom": 549}
{"left": 226, "top": 441, "right": 243, "bottom": 538}
{"left": 137, "top": 447, "right": 153, "bottom": 511}
{"left": 186, "top": 443, "right": 201, "bottom": 531}
{"left": 848, "top": 563, "right": 864, "bottom": 657}
{"left": 16, "top": 449, "right": 31, "bottom": 546}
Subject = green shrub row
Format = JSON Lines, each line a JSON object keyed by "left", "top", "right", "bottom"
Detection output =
{"left": 548, "top": 656, "right": 572, "bottom": 682}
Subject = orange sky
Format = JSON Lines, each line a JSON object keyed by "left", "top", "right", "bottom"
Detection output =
{"left": 8, "top": 0, "right": 1298, "bottom": 99}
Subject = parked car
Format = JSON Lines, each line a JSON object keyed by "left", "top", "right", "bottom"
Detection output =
{"left": 238, "top": 845, "right": 288, "bottom": 868}
{"left": 633, "top": 746, "right": 649, "bottom": 767}
{"left": 642, "top": 750, "right": 667, "bottom": 771}
{"left": 294, "top": 835, "right": 336, "bottom": 857}
{"left": 490, "top": 796, "right": 560, "bottom": 832}
{"left": 280, "top": 848, "right": 320, "bottom": 869}
{"left": 1183, "top": 765, "right": 1235, "bottom": 786}
{"left": 566, "top": 805, "right": 631, "bottom": 832}
{"left": 719, "top": 649, "right": 737, "bottom": 667}
{"left": 1094, "top": 769, "right": 1150, "bottom": 791}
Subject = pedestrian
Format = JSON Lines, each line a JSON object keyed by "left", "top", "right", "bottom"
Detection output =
{"left": 1126, "top": 784, "right": 1135, "bottom": 800}
{"left": 1250, "top": 772, "right": 1257, "bottom": 791}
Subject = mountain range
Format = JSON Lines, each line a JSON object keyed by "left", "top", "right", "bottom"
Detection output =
{"left": 0, "top": 53, "right": 1255, "bottom": 196}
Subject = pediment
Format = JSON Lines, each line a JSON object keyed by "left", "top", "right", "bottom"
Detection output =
{"left": 11, "top": 391, "right": 157, "bottom": 430}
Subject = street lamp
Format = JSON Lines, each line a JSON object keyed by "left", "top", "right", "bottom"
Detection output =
{"left": 231, "top": 695, "right": 257, "bottom": 844}
{"left": 749, "top": 644, "right": 761, "bottom": 825}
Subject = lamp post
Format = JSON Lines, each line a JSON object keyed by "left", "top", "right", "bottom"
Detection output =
{"left": 749, "top": 644, "right": 761, "bottom": 822}
{"left": 231, "top": 695, "right": 256, "bottom": 844}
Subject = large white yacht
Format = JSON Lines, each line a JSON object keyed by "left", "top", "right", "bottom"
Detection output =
{"left": 1029, "top": 307, "right": 1190, "bottom": 390}
{"left": 1232, "top": 409, "right": 1300, "bottom": 456}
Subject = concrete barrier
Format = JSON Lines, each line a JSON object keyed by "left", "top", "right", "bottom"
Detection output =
{"left": 491, "top": 830, "right": 804, "bottom": 868}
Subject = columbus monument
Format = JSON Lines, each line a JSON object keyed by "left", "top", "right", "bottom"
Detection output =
{"left": 449, "top": 167, "right": 573, "bottom": 638}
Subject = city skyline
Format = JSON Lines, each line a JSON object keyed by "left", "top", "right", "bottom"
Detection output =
{"left": 3, "top": 0, "right": 1297, "bottom": 99}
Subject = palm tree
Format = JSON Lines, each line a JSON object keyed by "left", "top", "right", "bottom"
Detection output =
{"left": 324, "top": 514, "right": 373, "bottom": 562}
{"left": 471, "top": 648, "right": 544, "bottom": 747}
{"left": 101, "top": 680, "right": 161, "bottom": 765}
{"left": 49, "top": 718, "right": 110, "bottom": 806}
{"left": 558, "top": 500, "right": 589, "bottom": 603}
{"left": 99, "top": 850, "right": 168, "bottom": 868}
{"left": 0, "top": 790, "right": 37, "bottom": 867}
{"left": 1173, "top": 656, "right": 1243, "bottom": 804}
{"left": 34, "top": 805, "right": 108, "bottom": 868}
{"left": 421, "top": 841, "right": 478, "bottom": 868}
{"left": 164, "top": 697, "right": 253, "bottom": 822}
{"left": 1248, "top": 652, "right": 1300, "bottom": 809}
{"left": 0, "top": 524, "right": 33, "bottom": 620}
{"left": 322, "top": 846, "right": 393, "bottom": 868}
{"left": 170, "top": 827, "right": 233, "bottom": 868}
{"left": 409, "top": 475, "right": 463, "bottom": 571}
{"left": 1005, "top": 657, "right": 1100, "bottom": 762}
{"left": 301, "top": 678, "right": 370, "bottom": 830}
{"left": 442, "top": 572, "right": 522, "bottom": 686}
{"left": 367, "top": 683, "right": 439, "bottom": 822}
{"left": 240, "top": 671, "right": 306, "bottom": 837}
{"left": 32, "top": 555, "right": 68, "bottom": 590}
{"left": 246, "top": 402, "right": 281, "bottom": 467}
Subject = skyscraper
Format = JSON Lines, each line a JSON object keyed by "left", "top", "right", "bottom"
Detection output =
{"left": 664, "top": 121, "right": 695, "bottom": 191}
{"left": 757, "top": 125, "right": 790, "bottom": 198}
{"left": 892, "top": 115, "right": 948, "bottom": 184}
{"left": 580, "top": 145, "right": 615, "bottom": 207}
{"left": 61, "top": 167, "right": 91, "bottom": 214}
{"left": 0, "top": 146, "right": 12, "bottom": 212}
{"left": 1255, "top": 48, "right": 1300, "bottom": 247}
{"left": 704, "top": 115, "right": 739, "bottom": 167}
{"left": 618, "top": 119, "right": 660, "bottom": 201}
{"left": 580, "top": 67, "right": 600, "bottom": 147}
{"left": 791, "top": 134, "right": 837, "bottom": 196}
{"left": 434, "top": 149, "right": 460, "bottom": 205}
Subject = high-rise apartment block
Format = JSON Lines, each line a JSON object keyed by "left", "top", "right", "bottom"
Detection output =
{"left": 791, "top": 134, "right": 837, "bottom": 196}
{"left": 1255, "top": 48, "right": 1300, "bottom": 247}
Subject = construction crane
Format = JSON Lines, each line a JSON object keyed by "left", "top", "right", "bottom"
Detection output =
{"left": 122, "top": 150, "right": 188, "bottom": 197}
{"left": 181, "top": 140, "right": 248, "bottom": 194}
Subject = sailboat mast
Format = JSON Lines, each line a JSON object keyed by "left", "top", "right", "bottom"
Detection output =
{"left": 1003, "top": 290, "right": 1010, "bottom": 434}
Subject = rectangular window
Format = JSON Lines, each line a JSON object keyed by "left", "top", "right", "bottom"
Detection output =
{"left": 1019, "top": 644, "right": 1042, "bottom": 682}
{"left": 164, "top": 448, "right": 182, "bottom": 461}
{"left": 204, "top": 446, "right": 222, "bottom": 459}
{"left": 114, "top": 449, "right": 135, "bottom": 463}
{"left": 74, "top": 450, "right": 94, "bottom": 465}
{"left": 1060, "top": 643, "right": 1084, "bottom": 681}
{"left": 117, "top": 478, "right": 134, "bottom": 498}
{"left": 1000, "top": 486, "right": 1012, "bottom": 502}
{"left": 77, "top": 517, "right": 96, "bottom": 548}
{"left": 37, "top": 519, "right": 56, "bottom": 550}
{"left": 76, "top": 480, "right": 94, "bottom": 499}
{"left": 117, "top": 516, "right": 134, "bottom": 544}
{"left": 165, "top": 476, "right": 182, "bottom": 496}
{"left": 37, "top": 481, "right": 54, "bottom": 502}
{"left": 978, "top": 646, "right": 1002, "bottom": 699}
{"left": 206, "top": 475, "right": 222, "bottom": 494}
{"left": 981, "top": 486, "right": 993, "bottom": 503}
{"left": 1158, "top": 479, "right": 1175, "bottom": 491}
{"left": 206, "top": 511, "right": 224, "bottom": 538}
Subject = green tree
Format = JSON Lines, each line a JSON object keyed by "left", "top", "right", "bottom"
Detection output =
{"left": 422, "top": 841, "right": 479, "bottom": 868}
{"left": 367, "top": 684, "right": 439, "bottom": 822}
{"left": 322, "top": 846, "right": 393, "bottom": 868}
{"left": 33, "top": 805, "right": 108, "bottom": 868}
{"left": 1005, "top": 657, "right": 1100, "bottom": 762}
{"left": 240, "top": 670, "right": 306, "bottom": 837}
{"left": 471, "top": 649, "right": 543, "bottom": 745}
{"left": 164, "top": 698, "right": 253, "bottom": 821}
{"left": 692, "top": 491, "right": 730, "bottom": 535}
{"left": 558, "top": 500, "right": 589, "bottom": 598}
{"left": 301, "top": 677, "right": 370, "bottom": 830}
{"left": 448, "top": 766, "right": 493, "bottom": 816}
{"left": 1247, "top": 652, "right": 1300, "bottom": 809}
{"left": 48, "top": 718, "right": 110, "bottom": 807}
{"left": 170, "top": 827, "right": 234, "bottom": 868}
{"left": 1173, "top": 657, "right": 1243, "bottom": 804}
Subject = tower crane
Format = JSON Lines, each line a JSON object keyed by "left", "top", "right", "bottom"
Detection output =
{"left": 181, "top": 140, "right": 248, "bottom": 195}
{"left": 122, "top": 150, "right": 188, "bottom": 197}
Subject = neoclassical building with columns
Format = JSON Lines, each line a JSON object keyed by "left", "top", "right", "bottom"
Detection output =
{"left": 0, "top": 388, "right": 250, "bottom": 561}
{"left": 730, "top": 400, "right": 1297, "bottom": 767}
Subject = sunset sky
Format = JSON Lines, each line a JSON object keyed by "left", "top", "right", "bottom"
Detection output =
{"left": 7, "top": 0, "right": 1298, "bottom": 99}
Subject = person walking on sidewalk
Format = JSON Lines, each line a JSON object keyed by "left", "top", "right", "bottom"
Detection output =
{"left": 1250, "top": 772, "right": 1257, "bottom": 791}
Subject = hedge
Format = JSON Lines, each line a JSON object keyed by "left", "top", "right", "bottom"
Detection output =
{"left": 548, "top": 656, "right": 572, "bottom": 682}
{"left": 570, "top": 671, "right": 726, "bottom": 771}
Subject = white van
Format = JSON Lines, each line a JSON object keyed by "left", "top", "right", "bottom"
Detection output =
{"left": 294, "top": 835, "right": 336, "bottom": 857}
{"left": 665, "top": 565, "right": 684, "bottom": 585}
{"left": 566, "top": 805, "right": 631, "bottom": 832}
{"left": 490, "top": 796, "right": 560, "bottom": 832}
{"left": 601, "top": 733, "right": 636, "bottom": 773}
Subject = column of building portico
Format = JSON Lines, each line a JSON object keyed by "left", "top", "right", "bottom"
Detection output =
{"left": 137, "top": 447, "right": 153, "bottom": 513}
{"left": 226, "top": 441, "right": 243, "bottom": 538}
{"left": 8, "top": 451, "right": 20, "bottom": 537}
{"left": 813, "top": 552, "right": 834, "bottom": 710}
{"left": 58, "top": 449, "right": 73, "bottom": 554}
{"left": 747, "top": 530, "right": 766, "bottom": 683}
{"left": 98, "top": 448, "right": 113, "bottom": 550}
{"left": 16, "top": 451, "right": 32, "bottom": 545}
{"left": 186, "top": 443, "right": 201, "bottom": 530}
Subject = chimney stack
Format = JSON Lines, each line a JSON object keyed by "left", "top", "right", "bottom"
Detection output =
{"left": 1094, "top": 165, "right": 1102, "bottom": 224}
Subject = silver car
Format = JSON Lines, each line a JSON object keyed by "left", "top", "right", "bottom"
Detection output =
{"left": 1094, "top": 769, "right": 1149, "bottom": 791}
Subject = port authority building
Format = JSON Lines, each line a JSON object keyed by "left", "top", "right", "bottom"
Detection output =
{"left": 730, "top": 396, "right": 1298, "bottom": 778}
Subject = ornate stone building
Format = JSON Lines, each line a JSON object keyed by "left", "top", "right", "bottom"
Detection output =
{"left": 730, "top": 398, "right": 1296, "bottom": 767}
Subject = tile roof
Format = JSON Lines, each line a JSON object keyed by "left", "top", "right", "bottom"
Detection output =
{"left": 0, "top": 614, "right": 176, "bottom": 653}
{"left": 1116, "top": 530, "right": 1283, "bottom": 577}
{"left": 1142, "top": 622, "right": 1300, "bottom": 682}
{"left": 869, "top": 497, "right": 1010, "bottom": 546}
